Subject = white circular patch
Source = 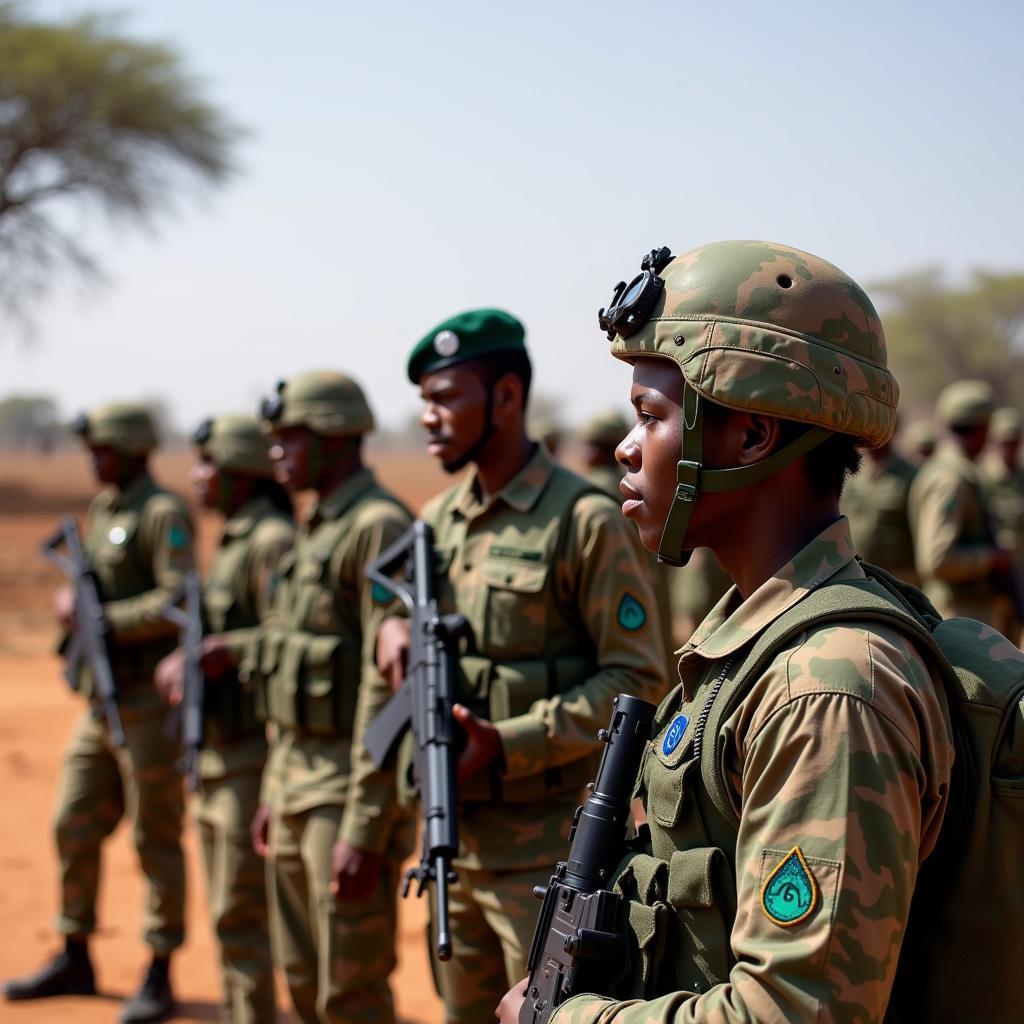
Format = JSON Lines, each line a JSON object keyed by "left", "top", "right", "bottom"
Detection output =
{"left": 433, "top": 330, "right": 460, "bottom": 357}
{"left": 108, "top": 526, "right": 127, "bottom": 545}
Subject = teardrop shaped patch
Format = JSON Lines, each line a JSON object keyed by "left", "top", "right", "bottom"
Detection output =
{"left": 760, "top": 846, "right": 818, "bottom": 927}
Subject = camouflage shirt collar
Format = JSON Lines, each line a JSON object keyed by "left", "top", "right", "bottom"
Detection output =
{"left": 682, "top": 516, "right": 860, "bottom": 662}
{"left": 307, "top": 466, "right": 376, "bottom": 525}
{"left": 223, "top": 494, "right": 279, "bottom": 540}
{"left": 455, "top": 443, "right": 554, "bottom": 517}
{"left": 102, "top": 471, "right": 156, "bottom": 512}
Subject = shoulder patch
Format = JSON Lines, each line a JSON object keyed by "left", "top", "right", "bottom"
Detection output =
{"left": 371, "top": 581, "right": 393, "bottom": 605}
{"left": 760, "top": 846, "right": 819, "bottom": 926}
{"left": 617, "top": 592, "right": 647, "bottom": 631}
{"left": 167, "top": 523, "right": 189, "bottom": 550}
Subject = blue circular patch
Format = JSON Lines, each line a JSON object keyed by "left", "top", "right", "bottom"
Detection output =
{"left": 662, "top": 713, "right": 689, "bottom": 755}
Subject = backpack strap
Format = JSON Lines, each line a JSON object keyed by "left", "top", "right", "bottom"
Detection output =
{"left": 697, "top": 575, "right": 949, "bottom": 857}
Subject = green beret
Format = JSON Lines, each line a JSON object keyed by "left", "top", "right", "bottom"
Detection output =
{"left": 407, "top": 308, "right": 526, "bottom": 384}
{"left": 990, "top": 407, "right": 1022, "bottom": 442}
{"left": 937, "top": 380, "right": 994, "bottom": 428}
{"left": 579, "top": 410, "right": 631, "bottom": 445}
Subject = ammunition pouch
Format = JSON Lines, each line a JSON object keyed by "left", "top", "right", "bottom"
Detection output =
{"left": 456, "top": 652, "right": 598, "bottom": 803}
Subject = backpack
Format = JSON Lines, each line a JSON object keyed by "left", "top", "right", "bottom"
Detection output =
{"left": 697, "top": 562, "right": 1024, "bottom": 1024}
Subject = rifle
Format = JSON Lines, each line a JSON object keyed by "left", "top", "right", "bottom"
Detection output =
{"left": 162, "top": 571, "right": 204, "bottom": 791}
{"left": 520, "top": 693, "right": 656, "bottom": 1024}
{"left": 362, "top": 519, "right": 472, "bottom": 962}
{"left": 41, "top": 515, "right": 125, "bottom": 747}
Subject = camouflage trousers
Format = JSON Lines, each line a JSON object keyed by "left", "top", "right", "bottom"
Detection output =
{"left": 268, "top": 804, "right": 399, "bottom": 1024}
{"left": 195, "top": 766, "right": 276, "bottom": 1024}
{"left": 432, "top": 863, "right": 553, "bottom": 1024}
{"left": 54, "top": 703, "right": 185, "bottom": 952}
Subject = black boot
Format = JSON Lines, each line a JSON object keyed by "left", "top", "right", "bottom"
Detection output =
{"left": 118, "top": 956, "right": 175, "bottom": 1024}
{"left": 2, "top": 938, "right": 96, "bottom": 1000}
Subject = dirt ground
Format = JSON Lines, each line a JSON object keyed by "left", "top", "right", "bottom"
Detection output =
{"left": 0, "top": 446, "right": 462, "bottom": 1024}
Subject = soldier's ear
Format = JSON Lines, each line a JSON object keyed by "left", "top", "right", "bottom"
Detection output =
{"left": 492, "top": 372, "right": 525, "bottom": 419}
{"left": 736, "top": 413, "right": 783, "bottom": 466}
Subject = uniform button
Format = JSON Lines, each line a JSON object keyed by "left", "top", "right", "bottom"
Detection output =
{"left": 505, "top": 574, "right": 513, "bottom": 584}
{"left": 463, "top": 563, "right": 472, "bottom": 572}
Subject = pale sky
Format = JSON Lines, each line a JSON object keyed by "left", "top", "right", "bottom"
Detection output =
{"left": 4, "top": 0, "right": 1023, "bottom": 432}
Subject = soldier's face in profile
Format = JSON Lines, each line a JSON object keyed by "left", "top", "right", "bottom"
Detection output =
{"left": 270, "top": 426, "right": 312, "bottom": 492}
{"left": 419, "top": 365, "right": 489, "bottom": 473}
{"left": 89, "top": 445, "right": 121, "bottom": 485}
{"left": 191, "top": 456, "right": 220, "bottom": 509}
{"left": 616, "top": 358, "right": 683, "bottom": 552}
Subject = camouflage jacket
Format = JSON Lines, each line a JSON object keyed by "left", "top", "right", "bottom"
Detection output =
{"left": 551, "top": 518, "right": 953, "bottom": 1024}
{"left": 198, "top": 495, "right": 294, "bottom": 780}
{"left": 908, "top": 440, "right": 999, "bottom": 621}
{"left": 842, "top": 449, "right": 918, "bottom": 583}
{"left": 419, "top": 444, "right": 665, "bottom": 870}
{"left": 77, "top": 471, "right": 194, "bottom": 706}
{"left": 250, "top": 468, "right": 411, "bottom": 853}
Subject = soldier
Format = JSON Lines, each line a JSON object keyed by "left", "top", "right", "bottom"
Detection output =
{"left": 3, "top": 403, "right": 195, "bottom": 1024}
{"left": 497, "top": 240, "right": 955, "bottom": 1023}
{"left": 908, "top": 380, "right": 1015, "bottom": 625}
{"left": 243, "top": 372, "right": 412, "bottom": 1024}
{"left": 374, "top": 308, "right": 665, "bottom": 1023}
{"left": 906, "top": 420, "right": 937, "bottom": 463}
{"left": 841, "top": 428, "right": 919, "bottom": 583}
{"left": 578, "top": 410, "right": 631, "bottom": 497}
{"left": 154, "top": 415, "right": 294, "bottom": 1024}
{"left": 980, "top": 406, "right": 1024, "bottom": 641}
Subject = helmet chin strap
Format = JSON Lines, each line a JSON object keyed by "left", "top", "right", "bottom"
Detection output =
{"left": 656, "top": 386, "right": 834, "bottom": 566}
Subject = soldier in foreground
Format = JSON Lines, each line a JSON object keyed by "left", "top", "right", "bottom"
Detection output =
{"left": 375, "top": 309, "right": 665, "bottom": 1023}
{"left": 3, "top": 404, "right": 195, "bottom": 1024}
{"left": 155, "top": 415, "right": 294, "bottom": 1024}
{"left": 244, "top": 372, "right": 411, "bottom": 1024}
{"left": 908, "top": 380, "right": 1014, "bottom": 625}
{"left": 498, "top": 241, "right": 955, "bottom": 1022}
{"left": 841, "top": 425, "right": 919, "bottom": 583}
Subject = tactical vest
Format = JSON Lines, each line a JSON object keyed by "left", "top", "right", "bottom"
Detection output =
{"left": 610, "top": 565, "right": 1024, "bottom": 1024}
{"left": 202, "top": 504, "right": 292, "bottom": 744}
{"left": 255, "top": 481, "right": 404, "bottom": 737}
{"left": 78, "top": 478, "right": 187, "bottom": 695}
{"left": 429, "top": 467, "right": 602, "bottom": 802}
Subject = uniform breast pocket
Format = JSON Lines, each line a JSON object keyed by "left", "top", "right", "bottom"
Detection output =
{"left": 481, "top": 557, "right": 549, "bottom": 658}
{"left": 294, "top": 553, "right": 338, "bottom": 633}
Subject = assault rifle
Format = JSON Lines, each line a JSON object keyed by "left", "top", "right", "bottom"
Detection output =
{"left": 520, "top": 693, "right": 656, "bottom": 1024}
{"left": 362, "top": 520, "right": 472, "bottom": 962}
{"left": 162, "top": 571, "right": 204, "bottom": 791}
{"left": 41, "top": 516, "right": 125, "bottom": 747}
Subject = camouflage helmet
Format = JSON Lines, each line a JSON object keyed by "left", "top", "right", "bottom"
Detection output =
{"left": 601, "top": 240, "right": 897, "bottom": 565}
{"left": 193, "top": 414, "right": 274, "bottom": 477}
{"left": 990, "top": 406, "right": 1021, "bottom": 443}
{"left": 936, "top": 380, "right": 994, "bottom": 428}
{"left": 73, "top": 402, "right": 158, "bottom": 455}
{"left": 260, "top": 371, "right": 374, "bottom": 437}
{"left": 579, "top": 410, "right": 630, "bottom": 446}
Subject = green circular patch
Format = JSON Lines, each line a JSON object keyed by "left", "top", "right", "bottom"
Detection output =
{"left": 617, "top": 592, "right": 647, "bottom": 631}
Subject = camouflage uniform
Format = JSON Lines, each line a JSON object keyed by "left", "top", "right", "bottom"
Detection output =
{"left": 192, "top": 415, "right": 295, "bottom": 1024}
{"left": 420, "top": 443, "right": 665, "bottom": 1023}
{"left": 551, "top": 241, "right": 955, "bottom": 1023}
{"left": 55, "top": 406, "right": 194, "bottom": 955}
{"left": 550, "top": 519, "right": 953, "bottom": 1024}
{"left": 842, "top": 446, "right": 919, "bottom": 583}
{"left": 246, "top": 373, "right": 411, "bottom": 1024}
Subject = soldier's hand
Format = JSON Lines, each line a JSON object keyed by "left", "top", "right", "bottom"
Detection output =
{"left": 199, "top": 636, "right": 235, "bottom": 681}
{"left": 330, "top": 841, "right": 382, "bottom": 902}
{"left": 376, "top": 617, "right": 412, "bottom": 692}
{"left": 496, "top": 978, "right": 528, "bottom": 1022}
{"left": 251, "top": 803, "right": 272, "bottom": 858}
{"left": 54, "top": 585, "right": 76, "bottom": 631}
{"left": 154, "top": 649, "right": 186, "bottom": 706}
{"left": 453, "top": 703, "right": 503, "bottom": 784}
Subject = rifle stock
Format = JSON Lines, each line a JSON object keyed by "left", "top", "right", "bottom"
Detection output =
{"left": 520, "top": 694, "right": 656, "bottom": 1024}
{"left": 41, "top": 516, "right": 125, "bottom": 747}
{"left": 364, "top": 520, "right": 471, "bottom": 961}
